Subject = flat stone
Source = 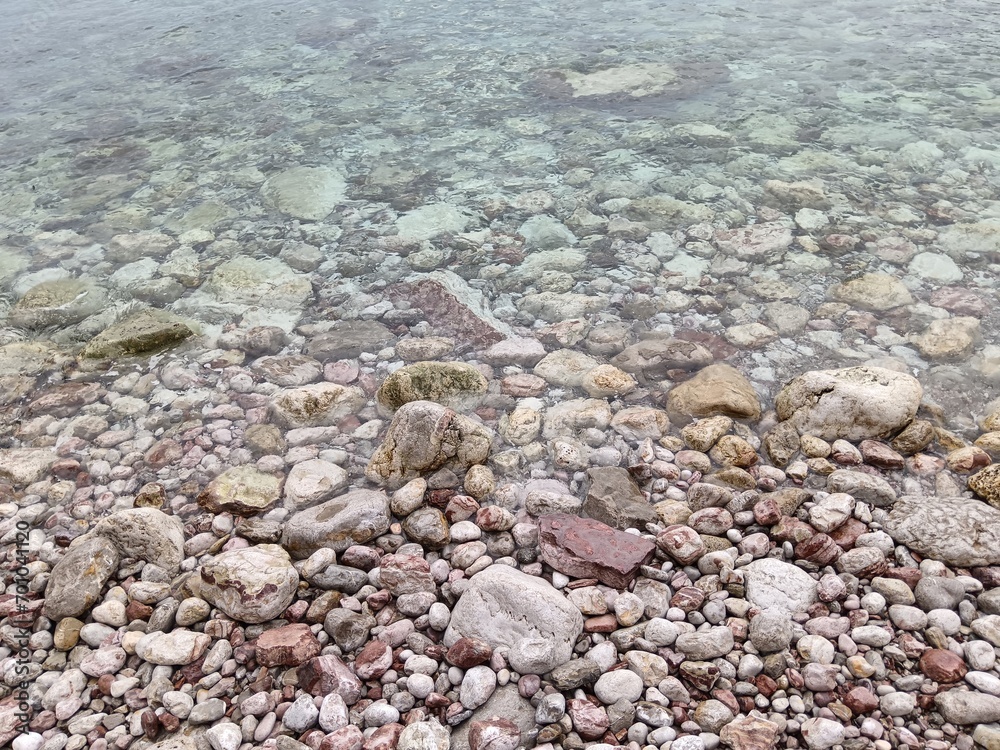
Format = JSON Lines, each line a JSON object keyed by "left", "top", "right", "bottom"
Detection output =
{"left": 193, "top": 544, "right": 299, "bottom": 623}
{"left": 720, "top": 714, "right": 782, "bottom": 750}
{"left": 82, "top": 309, "right": 194, "bottom": 358}
{"left": 260, "top": 166, "right": 347, "bottom": 221}
{"left": 583, "top": 466, "right": 658, "bottom": 530}
{"left": 445, "top": 564, "right": 583, "bottom": 674}
{"left": 366, "top": 401, "right": 493, "bottom": 489}
{"left": 270, "top": 382, "right": 367, "bottom": 429}
{"left": 935, "top": 690, "right": 1000, "bottom": 725}
{"left": 305, "top": 320, "right": 396, "bottom": 361}
{"left": 0, "top": 448, "right": 56, "bottom": 486}
{"left": 398, "top": 720, "right": 451, "bottom": 750}
{"left": 10, "top": 278, "right": 105, "bottom": 329}
{"left": 255, "top": 623, "right": 321, "bottom": 667}
{"left": 830, "top": 273, "right": 913, "bottom": 311}
{"left": 282, "top": 489, "right": 391, "bottom": 557}
{"left": 539, "top": 514, "right": 656, "bottom": 588}
{"left": 675, "top": 626, "right": 735, "bottom": 660}
{"left": 743, "top": 558, "right": 818, "bottom": 614}
{"left": 377, "top": 361, "right": 488, "bottom": 412}
{"left": 611, "top": 337, "right": 713, "bottom": 379}
{"left": 885, "top": 495, "right": 1000, "bottom": 567}
{"left": 666, "top": 364, "right": 761, "bottom": 425}
{"left": 776, "top": 366, "right": 922, "bottom": 441}
{"left": 198, "top": 466, "right": 282, "bottom": 516}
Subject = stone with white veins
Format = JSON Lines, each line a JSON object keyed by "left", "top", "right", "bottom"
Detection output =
{"left": 885, "top": 495, "right": 1000, "bottom": 567}
{"left": 192, "top": 544, "right": 299, "bottom": 623}
{"left": 743, "top": 558, "right": 818, "bottom": 614}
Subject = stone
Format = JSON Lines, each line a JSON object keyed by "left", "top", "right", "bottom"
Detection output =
{"left": 594, "top": 670, "right": 643, "bottom": 704}
{"left": 970, "top": 465, "right": 1000, "bottom": 508}
{"left": 800, "top": 717, "right": 845, "bottom": 750}
{"left": 366, "top": 401, "right": 493, "bottom": 489}
{"left": 402, "top": 507, "right": 450, "bottom": 548}
{"left": 825, "top": 470, "right": 896, "bottom": 507}
{"left": 776, "top": 366, "right": 922, "bottom": 441}
{"left": 611, "top": 338, "right": 713, "bottom": 379}
{"left": 94, "top": 507, "right": 185, "bottom": 574}
{"left": 255, "top": 623, "right": 322, "bottom": 667}
{"left": 43, "top": 535, "right": 119, "bottom": 620}
{"left": 538, "top": 514, "right": 656, "bottom": 588}
{"left": 444, "top": 564, "right": 583, "bottom": 673}
{"left": 397, "top": 720, "right": 451, "bottom": 750}
{"left": 468, "top": 717, "right": 521, "bottom": 750}
{"left": 743, "top": 558, "right": 818, "bottom": 613}
{"left": 919, "top": 649, "right": 966, "bottom": 683}
{"left": 206, "top": 723, "right": 242, "bottom": 750}
{"left": 666, "top": 364, "right": 761, "bottom": 425}
{"left": 270, "top": 383, "right": 367, "bottom": 429}
{"left": 379, "top": 554, "right": 436, "bottom": 595}
{"left": 260, "top": 166, "right": 346, "bottom": 221}
{"left": 830, "top": 273, "right": 913, "bottom": 311}
{"left": 656, "top": 525, "right": 706, "bottom": 565}
{"left": 719, "top": 714, "right": 781, "bottom": 750}
{"left": 298, "top": 654, "right": 363, "bottom": 703}
{"left": 581, "top": 364, "right": 636, "bottom": 397}
{"left": 282, "top": 490, "right": 391, "bottom": 557}
{"left": 460, "top": 665, "right": 498, "bottom": 709}
{"left": 0, "top": 448, "right": 56, "bottom": 486}
{"left": 377, "top": 362, "right": 489, "bottom": 412}
{"left": 885, "top": 495, "right": 1000, "bottom": 567}
{"left": 135, "top": 630, "right": 210, "bottom": 665}
{"left": 305, "top": 321, "right": 396, "bottom": 360}
{"left": 198, "top": 466, "right": 282, "bottom": 515}
{"left": 935, "top": 691, "right": 1000, "bottom": 725}
{"left": 10, "top": 278, "right": 104, "bottom": 329}
{"left": 583, "top": 466, "right": 658, "bottom": 530}
{"left": 749, "top": 612, "right": 793, "bottom": 652}
{"left": 609, "top": 406, "right": 672, "bottom": 441}
{"left": 193, "top": 544, "right": 299, "bottom": 623}
{"left": 82, "top": 309, "right": 195, "bottom": 358}
{"left": 284, "top": 459, "right": 349, "bottom": 509}
{"left": 675, "top": 626, "right": 735, "bottom": 660}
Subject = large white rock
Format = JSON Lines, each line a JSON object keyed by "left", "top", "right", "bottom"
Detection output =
{"left": 775, "top": 366, "right": 922, "bottom": 441}
{"left": 885, "top": 495, "right": 1000, "bottom": 567}
{"left": 192, "top": 544, "right": 299, "bottom": 623}
{"left": 743, "top": 558, "right": 818, "bottom": 614}
{"left": 135, "top": 630, "right": 210, "bottom": 666}
{"left": 94, "top": 508, "right": 185, "bottom": 574}
{"left": 284, "top": 459, "right": 348, "bottom": 509}
{"left": 207, "top": 256, "right": 312, "bottom": 310}
{"left": 444, "top": 564, "right": 583, "bottom": 674}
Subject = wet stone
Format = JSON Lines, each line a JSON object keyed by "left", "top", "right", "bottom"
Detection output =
{"left": 538, "top": 514, "right": 656, "bottom": 588}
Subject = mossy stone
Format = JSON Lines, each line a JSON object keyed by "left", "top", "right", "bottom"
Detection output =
{"left": 376, "top": 361, "right": 488, "bottom": 412}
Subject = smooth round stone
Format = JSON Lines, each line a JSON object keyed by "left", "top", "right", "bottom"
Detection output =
{"left": 428, "top": 602, "right": 451, "bottom": 631}
{"left": 797, "top": 635, "right": 835, "bottom": 664}
{"left": 91, "top": 601, "right": 128, "bottom": 627}
{"left": 460, "top": 665, "right": 497, "bottom": 709}
{"left": 282, "top": 694, "right": 319, "bottom": 731}
{"left": 12, "top": 733, "right": 44, "bottom": 750}
{"left": 206, "top": 722, "right": 243, "bottom": 750}
{"left": 175, "top": 598, "right": 212, "bottom": 626}
{"left": 188, "top": 698, "right": 227, "bottom": 724}
{"left": 927, "top": 609, "right": 962, "bottom": 635}
{"left": 79, "top": 623, "right": 116, "bottom": 648}
{"left": 614, "top": 593, "right": 645, "bottom": 627}
{"left": 880, "top": 691, "right": 916, "bottom": 717}
{"left": 449, "top": 521, "right": 482, "bottom": 543}
{"left": 594, "top": 670, "right": 643, "bottom": 705}
{"left": 406, "top": 673, "right": 435, "bottom": 700}
{"left": 363, "top": 702, "right": 400, "bottom": 727}
{"left": 162, "top": 691, "right": 194, "bottom": 719}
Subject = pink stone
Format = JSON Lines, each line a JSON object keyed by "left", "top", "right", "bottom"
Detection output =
{"left": 446, "top": 637, "right": 492, "bottom": 669}
{"left": 567, "top": 699, "right": 609, "bottom": 740}
{"left": 354, "top": 640, "right": 392, "bottom": 680}
{"left": 361, "top": 723, "right": 403, "bottom": 750}
{"left": 255, "top": 623, "right": 321, "bottom": 667}
{"left": 298, "top": 655, "right": 363, "bottom": 704}
{"left": 320, "top": 725, "right": 364, "bottom": 750}
{"left": 656, "top": 525, "right": 706, "bottom": 565}
{"left": 378, "top": 554, "right": 435, "bottom": 595}
{"left": 539, "top": 514, "right": 656, "bottom": 588}
{"left": 469, "top": 717, "right": 521, "bottom": 750}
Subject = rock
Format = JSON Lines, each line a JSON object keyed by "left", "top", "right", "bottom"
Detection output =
{"left": 298, "top": 654, "right": 363, "bottom": 703}
{"left": 282, "top": 490, "right": 391, "bottom": 557}
{"left": 460, "top": 665, "right": 498, "bottom": 709}
{"left": 270, "top": 383, "right": 367, "bottom": 429}
{"left": 261, "top": 166, "right": 346, "bottom": 221}
{"left": 919, "top": 649, "right": 967, "bottom": 683}
{"left": 800, "top": 717, "right": 845, "bottom": 749}
{"left": 206, "top": 723, "right": 243, "bottom": 750}
{"left": 198, "top": 466, "right": 282, "bottom": 515}
{"left": 970, "top": 465, "right": 1000, "bottom": 508}
{"left": 581, "top": 364, "right": 636, "bottom": 398}
{"left": 825, "top": 470, "right": 896, "bottom": 507}
{"left": 397, "top": 720, "right": 451, "bottom": 750}
{"left": 830, "top": 273, "right": 913, "bottom": 311}
{"left": 749, "top": 611, "right": 793, "bottom": 653}
{"left": 775, "top": 366, "right": 922, "bottom": 441}
{"left": 305, "top": 321, "right": 396, "bottom": 360}
{"left": 583, "top": 466, "right": 658, "bottom": 530}
{"left": 666, "top": 364, "right": 761, "bottom": 425}
{"left": 445, "top": 564, "right": 583, "bottom": 673}
{"left": 255, "top": 623, "right": 322, "bottom": 667}
{"left": 566, "top": 698, "right": 609, "bottom": 740}
{"left": 468, "top": 718, "right": 521, "bottom": 750}
{"left": 539, "top": 514, "right": 655, "bottom": 588}
{"left": 135, "top": 630, "right": 210, "bottom": 665}
{"left": 366, "top": 401, "right": 493, "bottom": 489}
{"left": 935, "top": 691, "right": 1000, "bottom": 724}
{"left": 715, "top": 222, "right": 794, "bottom": 259}
{"left": 10, "top": 278, "right": 104, "bottom": 329}
{"left": 283, "top": 459, "right": 348, "bottom": 509}
{"left": 94, "top": 508, "right": 185, "bottom": 574}
{"left": 0, "top": 448, "right": 56, "bottom": 486}
{"left": 82, "top": 309, "right": 195, "bottom": 358}
{"left": 377, "top": 361, "right": 488, "bottom": 412}
{"left": 675, "top": 626, "right": 735, "bottom": 660}
{"left": 402, "top": 507, "right": 450, "bottom": 548}
{"left": 743, "top": 558, "right": 818, "bottom": 614}
{"left": 610, "top": 407, "right": 672, "bottom": 441}
{"left": 193, "top": 544, "right": 299, "bottom": 623}
{"left": 43, "top": 535, "right": 119, "bottom": 620}
{"left": 389, "top": 270, "right": 515, "bottom": 348}
{"left": 533, "top": 349, "right": 601, "bottom": 388}
{"left": 720, "top": 714, "right": 782, "bottom": 750}
{"left": 594, "top": 670, "right": 643, "bottom": 704}
{"left": 913, "top": 317, "right": 980, "bottom": 360}
{"left": 885, "top": 495, "right": 1000, "bottom": 566}
{"left": 452, "top": 685, "right": 537, "bottom": 750}
{"left": 610, "top": 338, "right": 713, "bottom": 379}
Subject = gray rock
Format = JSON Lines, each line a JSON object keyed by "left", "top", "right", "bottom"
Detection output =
{"left": 188, "top": 698, "right": 227, "bottom": 724}
{"left": 43, "top": 535, "right": 119, "bottom": 620}
{"left": 451, "top": 685, "right": 537, "bottom": 750}
{"left": 283, "top": 459, "right": 349, "bottom": 510}
{"left": 445, "top": 565, "right": 583, "bottom": 673}
{"left": 270, "top": 383, "right": 367, "bottom": 429}
{"left": 281, "top": 490, "right": 391, "bottom": 558}
{"left": 547, "top": 658, "right": 601, "bottom": 689}
{"left": 885, "top": 495, "right": 1000, "bottom": 567}
{"left": 594, "top": 670, "right": 643, "bottom": 704}
{"left": 749, "top": 611, "right": 793, "bottom": 652}
{"left": 398, "top": 720, "right": 451, "bottom": 750}
{"left": 193, "top": 544, "right": 299, "bottom": 623}
{"left": 198, "top": 466, "right": 282, "bottom": 516}
{"left": 282, "top": 694, "right": 319, "bottom": 731}
{"left": 935, "top": 690, "right": 1000, "bottom": 724}
{"left": 135, "top": 630, "right": 211, "bottom": 665}
{"left": 260, "top": 166, "right": 346, "bottom": 221}
{"left": 583, "top": 467, "right": 657, "bottom": 530}
{"left": 915, "top": 576, "right": 967, "bottom": 612}
{"left": 366, "top": 400, "right": 493, "bottom": 489}
{"left": 206, "top": 723, "right": 242, "bottom": 750}
{"left": 305, "top": 321, "right": 396, "bottom": 361}
{"left": 825, "top": 470, "right": 896, "bottom": 507}
{"left": 675, "top": 626, "right": 735, "bottom": 661}
{"left": 93, "top": 508, "right": 185, "bottom": 574}
{"left": 743, "top": 558, "right": 818, "bottom": 614}
{"left": 611, "top": 337, "right": 713, "bottom": 380}
{"left": 81, "top": 308, "right": 195, "bottom": 359}
{"left": 459, "top": 665, "right": 497, "bottom": 709}
{"left": 402, "top": 507, "right": 450, "bottom": 548}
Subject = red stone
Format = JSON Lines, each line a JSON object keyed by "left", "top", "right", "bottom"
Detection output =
{"left": 255, "top": 623, "right": 321, "bottom": 667}
{"left": 880, "top": 567, "right": 922, "bottom": 587}
{"left": 388, "top": 277, "right": 509, "bottom": 347}
{"left": 919, "top": 649, "right": 967, "bottom": 683}
{"left": 930, "top": 287, "right": 989, "bottom": 317}
{"left": 795, "top": 534, "right": 842, "bottom": 565}
{"left": 362, "top": 723, "right": 403, "bottom": 750}
{"left": 320, "top": 725, "right": 365, "bottom": 750}
{"left": 567, "top": 698, "right": 610, "bottom": 740}
{"left": 583, "top": 614, "right": 620, "bottom": 633}
{"left": 539, "top": 514, "right": 656, "bottom": 588}
{"left": 354, "top": 640, "right": 392, "bottom": 680}
{"left": 25, "top": 382, "right": 105, "bottom": 418}
{"left": 469, "top": 717, "right": 521, "bottom": 750}
{"left": 769, "top": 516, "right": 814, "bottom": 543}
{"left": 843, "top": 686, "right": 879, "bottom": 714}
{"left": 298, "top": 655, "right": 363, "bottom": 703}
{"left": 671, "top": 586, "right": 706, "bottom": 613}
{"left": 446, "top": 637, "right": 492, "bottom": 669}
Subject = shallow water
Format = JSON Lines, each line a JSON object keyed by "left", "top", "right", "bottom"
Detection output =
{"left": 2, "top": 0, "right": 1000, "bottom": 427}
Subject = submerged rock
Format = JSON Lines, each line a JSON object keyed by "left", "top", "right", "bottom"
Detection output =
{"left": 193, "top": 544, "right": 299, "bottom": 623}
{"left": 81, "top": 308, "right": 195, "bottom": 358}
{"left": 9, "top": 278, "right": 105, "bottom": 329}
{"left": 270, "top": 382, "right": 367, "bottom": 429}
{"left": 376, "top": 361, "right": 488, "bottom": 412}
{"left": 261, "top": 166, "right": 347, "bottom": 221}
{"left": 198, "top": 466, "right": 282, "bottom": 516}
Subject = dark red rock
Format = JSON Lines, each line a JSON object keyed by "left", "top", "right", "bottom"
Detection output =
{"left": 320, "top": 725, "right": 364, "bottom": 750}
{"left": 144, "top": 438, "right": 184, "bottom": 469}
{"left": 843, "top": 686, "right": 879, "bottom": 714}
{"left": 583, "top": 614, "right": 619, "bottom": 633}
{"left": 769, "top": 516, "right": 814, "bottom": 543}
{"left": 671, "top": 586, "right": 706, "bottom": 613}
{"left": 446, "top": 637, "right": 492, "bottom": 668}
{"left": 255, "top": 623, "right": 321, "bottom": 667}
{"left": 828, "top": 518, "right": 867, "bottom": 550}
{"left": 141, "top": 709, "right": 160, "bottom": 739}
{"left": 972, "top": 567, "right": 1000, "bottom": 588}
{"left": 880, "top": 567, "right": 922, "bottom": 587}
{"left": 919, "top": 649, "right": 967, "bottom": 683}
{"left": 795, "top": 534, "right": 842, "bottom": 564}
{"left": 340, "top": 545, "right": 381, "bottom": 571}
{"left": 362, "top": 723, "right": 403, "bottom": 750}
{"left": 539, "top": 514, "right": 656, "bottom": 588}
{"left": 298, "top": 655, "right": 363, "bottom": 703}
{"left": 567, "top": 699, "right": 610, "bottom": 740}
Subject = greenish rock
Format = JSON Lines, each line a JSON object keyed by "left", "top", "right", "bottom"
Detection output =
{"left": 9, "top": 279, "right": 105, "bottom": 329}
{"left": 376, "top": 361, "right": 488, "bottom": 412}
{"left": 198, "top": 466, "right": 282, "bottom": 516}
{"left": 81, "top": 309, "right": 195, "bottom": 359}
{"left": 270, "top": 382, "right": 367, "bottom": 429}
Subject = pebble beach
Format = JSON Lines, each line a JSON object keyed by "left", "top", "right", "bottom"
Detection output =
{"left": 3, "top": 1, "right": 1000, "bottom": 750}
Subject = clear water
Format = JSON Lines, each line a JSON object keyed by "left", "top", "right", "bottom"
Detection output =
{"left": 2, "top": 0, "right": 1000, "bottom": 429}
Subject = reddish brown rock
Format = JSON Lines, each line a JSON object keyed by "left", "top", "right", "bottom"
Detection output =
{"left": 298, "top": 655, "right": 363, "bottom": 703}
{"left": 354, "top": 640, "right": 392, "bottom": 680}
{"left": 671, "top": 586, "right": 706, "bottom": 612}
{"left": 583, "top": 614, "right": 619, "bottom": 633}
{"left": 859, "top": 440, "right": 905, "bottom": 469}
{"left": 919, "top": 649, "right": 967, "bottom": 683}
{"left": 540, "top": 514, "right": 656, "bottom": 588}
{"left": 770, "top": 516, "right": 814, "bottom": 543}
{"left": 501, "top": 373, "right": 547, "bottom": 397}
{"left": 795, "top": 534, "right": 842, "bottom": 565}
{"left": 378, "top": 554, "right": 435, "bottom": 595}
{"left": 468, "top": 717, "right": 521, "bottom": 750}
{"left": 930, "top": 287, "right": 989, "bottom": 317}
{"left": 320, "top": 725, "right": 364, "bottom": 750}
{"left": 567, "top": 698, "right": 609, "bottom": 740}
{"left": 828, "top": 518, "right": 867, "bottom": 549}
{"left": 388, "top": 274, "right": 513, "bottom": 347}
{"left": 362, "top": 723, "right": 404, "bottom": 750}
{"left": 843, "top": 686, "right": 879, "bottom": 714}
{"left": 446, "top": 637, "right": 492, "bottom": 669}
{"left": 719, "top": 713, "right": 781, "bottom": 750}
{"left": 144, "top": 438, "right": 184, "bottom": 469}
{"left": 26, "top": 382, "right": 105, "bottom": 418}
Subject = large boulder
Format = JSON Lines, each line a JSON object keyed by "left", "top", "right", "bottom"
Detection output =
{"left": 775, "top": 366, "right": 922, "bottom": 441}
{"left": 445, "top": 564, "right": 583, "bottom": 674}
{"left": 885, "top": 495, "right": 1000, "bottom": 567}
{"left": 281, "top": 490, "right": 391, "bottom": 558}
{"left": 366, "top": 400, "right": 493, "bottom": 489}
{"left": 192, "top": 544, "right": 299, "bottom": 623}
{"left": 376, "top": 361, "right": 488, "bottom": 412}
{"left": 81, "top": 309, "right": 195, "bottom": 358}
{"left": 665, "top": 364, "right": 761, "bottom": 425}
{"left": 43, "top": 535, "right": 119, "bottom": 620}
{"left": 742, "top": 558, "right": 818, "bottom": 614}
